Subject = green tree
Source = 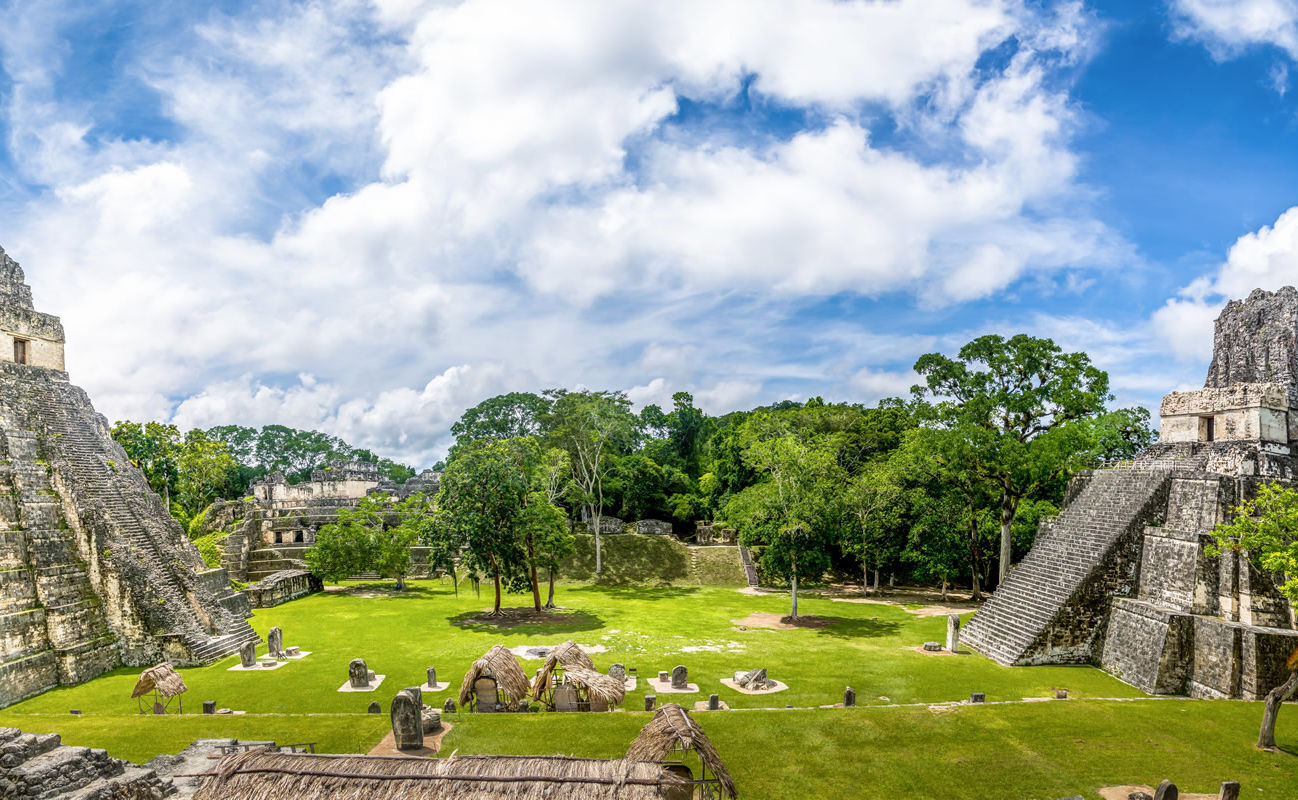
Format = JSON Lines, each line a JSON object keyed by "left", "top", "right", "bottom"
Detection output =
{"left": 1207, "top": 482, "right": 1298, "bottom": 750}
{"left": 843, "top": 460, "right": 906, "bottom": 595}
{"left": 175, "top": 430, "right": 237, "bottom": 517}
{"left": 111, "top": 421, "right": 182, "bottom": 504}
{"left": 449, "top": 392, "right": 551, "bottom": 456}
{"left": 433, "top": 439, "right": 528, "bottom": 615}
{"left": 306, "top": 494, "right": 386, "bottom": 582}
{"left": 542, "top": 389, "right": 638, "bottom": 576}
{"left": 724, "top": 415, "right": 844, "bottom": 619}
{"left": 519, "top": 490, "right": 573, "bottom": 610}
{"left": 913, "top": 334, "right": 1111, "bottom": 586}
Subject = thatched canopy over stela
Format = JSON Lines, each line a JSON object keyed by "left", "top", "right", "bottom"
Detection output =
{"left": 130, "top": 663, "right": 187, "bottom": 699}
{"left": 628, "top": 704, "right": 737, "bottom": 798}
{"left": 458, "top": 644, "right": 530, "bottom": 706}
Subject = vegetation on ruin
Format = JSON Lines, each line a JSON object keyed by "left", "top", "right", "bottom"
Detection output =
{"left": 1, "top": 581, "right": 1291, "bottom": 798}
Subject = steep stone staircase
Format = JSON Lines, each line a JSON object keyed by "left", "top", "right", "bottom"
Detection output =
{"left": 0, "top": 728, "right": 171, "bottom": 799}
{"left": 737, "top": 546, "right": 759, "bottom": 587}
{"left": 29, "top": 383, "right": 258, "bottom": 665}
{"left": 963, "top": 467, "right": 1173, "bottom": 666}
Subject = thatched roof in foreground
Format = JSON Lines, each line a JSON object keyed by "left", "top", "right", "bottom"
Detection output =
{"left": 131, "top": 663, "right": 187, "bottom": 698}
{"left": 554, "top": 667, "right": 626, "bottom": 706}
{"left": 626, "top": 704, "right": 737, "bottom": 799}
{"left": 530, "top": 641, "right": 597, "bottom": 699}
{"left": 458, "top": 645, "right": 530, "bottom": 706}
{"left": 193, "top": 750, "right": 691, "bottom": 800}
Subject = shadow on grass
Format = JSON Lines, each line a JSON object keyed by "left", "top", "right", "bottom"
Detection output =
{"left": 448, "top": 606, "right": 605, "bottom": 635}
{"left": 323, "top": 583, "right": 445, "bottom": 599}
{"left": 813, "top": 616, "right": 903, "bottom": 640}
{"left": 568, "top": 584, "right": 702, "bottom": 601}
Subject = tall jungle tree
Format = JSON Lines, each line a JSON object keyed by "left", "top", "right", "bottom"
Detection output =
{"left": 912, "top": 334, "right": 1110, "bottom": 587}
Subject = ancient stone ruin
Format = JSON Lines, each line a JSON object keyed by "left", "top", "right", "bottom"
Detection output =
{"left": 964, "top": 287, "right": 1298, "bottom": 699}
{"left": 0, "top": 245, "right": 257, "bottom": 708}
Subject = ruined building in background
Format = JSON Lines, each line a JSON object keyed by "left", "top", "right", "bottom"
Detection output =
{"left": 209, "top": 461, "right": 440, "bottom": 584}
{"left": 0, "top": 245, "right": 257, "bottom": 708}
{"left": 964, "top": 287, "right": 1298, "bottom": 699}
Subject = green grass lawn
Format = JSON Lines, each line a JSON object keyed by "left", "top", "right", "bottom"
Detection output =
{"left": 2, "top": 580, "right": 1294, "bottom": 798}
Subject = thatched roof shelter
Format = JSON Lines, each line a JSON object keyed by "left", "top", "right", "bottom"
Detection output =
{"left": 627, "top": 704, "right": 737, "bottom": 799}
{"left": 193, "top": 749, "right": 693, "bottom": 800}
{"left": 530, "top": 641, "right": 598, "bottom": 700}
{"left": 458, "top": 645, "right": 530, "bottom": 708}
{"left": 553, "top": 667, "right": 626, "bottom": 708}
{"left": 131, "top": 663, "right": 187, "bottom": 699}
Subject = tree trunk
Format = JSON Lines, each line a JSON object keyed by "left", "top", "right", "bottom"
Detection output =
{"left": 545, "top": 568, "right": 556, "bottom": 609}
{"left": 395, "top": 575, "right": 405, "bottom": 591}
{"left": 591, "top": 505, "right": 603, "bottom": 577}
{"left": 526, "top": 536, "right": 541, "bottom": 612}
{"left": 862, "top": 565, "right": 870, "bottom": 597}
{"left": 790, "top": 574, "right": 799, "bottom": 619}
{"left": 971, "top": 571, "right": 981, "bottom": 601}
{"left": 1258, "top": 669, "right": 1298, "bottom": 750}
{"left": 998, "top": 497, "right": 1016, "bottom": 587}
{"left": 487, "top": 553, "right": 502, "bottom": 615}
{"left": 872, "top": 569, "right": 880, "bottom": 593}
{"left": 940, "top": 577, "right": 948, "bottom": 600}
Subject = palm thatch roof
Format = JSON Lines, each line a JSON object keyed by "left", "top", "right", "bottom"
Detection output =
{"left": 130, "top": 663, "right": 187, "bottom": 699}
{"left": 556, "top": 667, "right": 626, "bottom": 706}
{"left": 626, "top": 704, "right": 737, "bottom": 799}
{"left": 529, "top": 641, "right": 597, "bottom": 699}
{"left": 192, "top": 750, "right": 691, "bottom": 800}
{"left": 458, "top": 645, "right": 530, "bottom": 706}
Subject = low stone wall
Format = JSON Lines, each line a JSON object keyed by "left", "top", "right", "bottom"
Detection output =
{"left": 242, "top": 569, "right": 323, "bottom": 608}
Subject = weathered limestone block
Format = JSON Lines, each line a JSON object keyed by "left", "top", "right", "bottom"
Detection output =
{"left": 608, "top": 663, "right": 625, "bottom": 681}
{"left": 644, "top": 695, "right": 656, "bottom": 711}
{"left": 267, "top": 627, "right": 284, "bottom": 659}
{"left": 426, "top": 666, "right": 438, "bottom": 686}
{"left": 390, "top": 689, "right": 424, "bottom": 751}
{"left": 843, "top": 686, "right": 855, "bottom": 707}
{"left": 349, "top": 658, "right": 369, "bottom": 689}
{"left": 946, "top": 615, "right": 960, "bottom": 652}
{"left": 239, "top": 643, "right": 256, "bottom": 668}
{"left": 670, "top": 665, "right": 688, "bottom": 688}
{"left": 632, "top": 519, "right": 673, "bottom": 535}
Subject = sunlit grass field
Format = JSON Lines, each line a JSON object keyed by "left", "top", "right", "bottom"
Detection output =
{"left": 1, "top": 580, "right": 1293, "bottom": 798}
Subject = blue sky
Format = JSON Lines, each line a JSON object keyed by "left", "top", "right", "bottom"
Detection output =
{"left": 4, "top": 0, "right": 1298, "bottom": 467}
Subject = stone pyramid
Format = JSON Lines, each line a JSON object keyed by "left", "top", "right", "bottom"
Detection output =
{"left": 0, "top": 245, "right": 258, "bottom": 708}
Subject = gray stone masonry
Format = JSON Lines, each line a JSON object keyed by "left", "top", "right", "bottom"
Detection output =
{"left": 0, "top": 246, "right": 258, "bottom": 709}
{"left": 0, "top": 727, "right": 171, "bottom": 799}
{"left": 964, "top": 287, "right": 1298, "bottom": 701}
{"left": 670, "top": 665, "right": 687, "bottom": 688}
{"left": 348, "top": 659, "right": 368, "bottom": 689}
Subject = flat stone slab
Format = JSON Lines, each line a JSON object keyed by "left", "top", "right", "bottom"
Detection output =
{"left": 421, "top": 681, "right": 451, "bottom": 693}
{"left": 621, "top": 677, "right": 637, "bottom": 691}
{"left": 337, "top": 674, "right": 386, "bottom": 693}
{"left": 720, "top": 677, "right": 789, "bottom": 695}
{"left": 646, "top": 676, "right": 699, "bottom": 694}
{"left": 228, "top": 660, "right": 288, "bottom": 672}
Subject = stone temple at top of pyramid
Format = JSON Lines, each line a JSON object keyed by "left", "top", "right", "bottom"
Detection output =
{"left": 962, "top": 286, "right": 1298, "bottom": 700}
{"left": 1157, "top": 286, "right": 1298, "bottom": 472}
{"left": 0, "top": 244, "right": 258, "bottom": 709}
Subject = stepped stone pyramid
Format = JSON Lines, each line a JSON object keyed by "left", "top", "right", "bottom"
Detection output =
{"left": 963, "top": 287, "right": 1298, "bottom": 699}
{"left": 0, "top": 245, "right": 257, "bottom": 709}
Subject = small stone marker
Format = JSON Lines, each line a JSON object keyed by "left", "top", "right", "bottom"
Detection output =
{"left": 368, "top": 669, "right": 377, "bottom": 682}
{"left": 1125, "top": 793, "right": 1152, "bottom": 800}
{"left": 658, "top": 670, "right": 668, "bottom": 682}
{"left": 970, "top": 692, "right": 985, "bottom": 703}
{"left": 239, "top": 642, "right": 256, "bottom": 669}
{"left": 1056, "top": 689, "right": 1068, "bottom": 700}
{"left": 671, "top": 665, "right": 688, "bottom": 689}
{"left": 267, "top": 627, "right": 284, "bottom": 659}
{"left": 946, "top": 614, "right": 960, "bottom": 652}
{"left": 391, "top": 688, "right": 424, "bottom": 751}
{"left": 285, "top": 646, "right": 300, "bottom": 657}
{"left": 262, "top": 661, "right": 275, "bottom": 668}
{"left": 609, "top": 663, "right": 626, "bottom": 681}
{"left": 427, "top": 666, "right": 438, "bottom": 687}
{"left": 645, "top": 695, "right": 656, "bottom": 711}
{"left": 216, "top": 708, "right": 232, "bottom": 715}
{"left": 69, "top": 709, "right": 81, "bottom": 716}
{"left": 368, "top": 701, "right": 381, "bottom": 714}
{"left": 1153, "top": 780, "right": 1177, "bottom": 800}
{"left": 442, "top": 698, "right": 456, "bottom": 713}
{"left": 1218, "top": 781, "right": 1240, "bottom": 800}
{"left": 202, "top": 700, "right": 216, "bottom": 715}
{"left": 923, "top": 641, "right": 942, "bottom": 652}
{"left": 426, "top": 709, "right": 443, "bottom": 731}
{"left": 738, "top": 667, "right": 767, "bottom": 689}
{"left": 349, "top": 658, "right": 370, "bottom": 689}
{"left": 708, "top": 694, "right": 720, "bottom": 710}
{"left": 844, "top": 687, "right": 856, "bottom": 707}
